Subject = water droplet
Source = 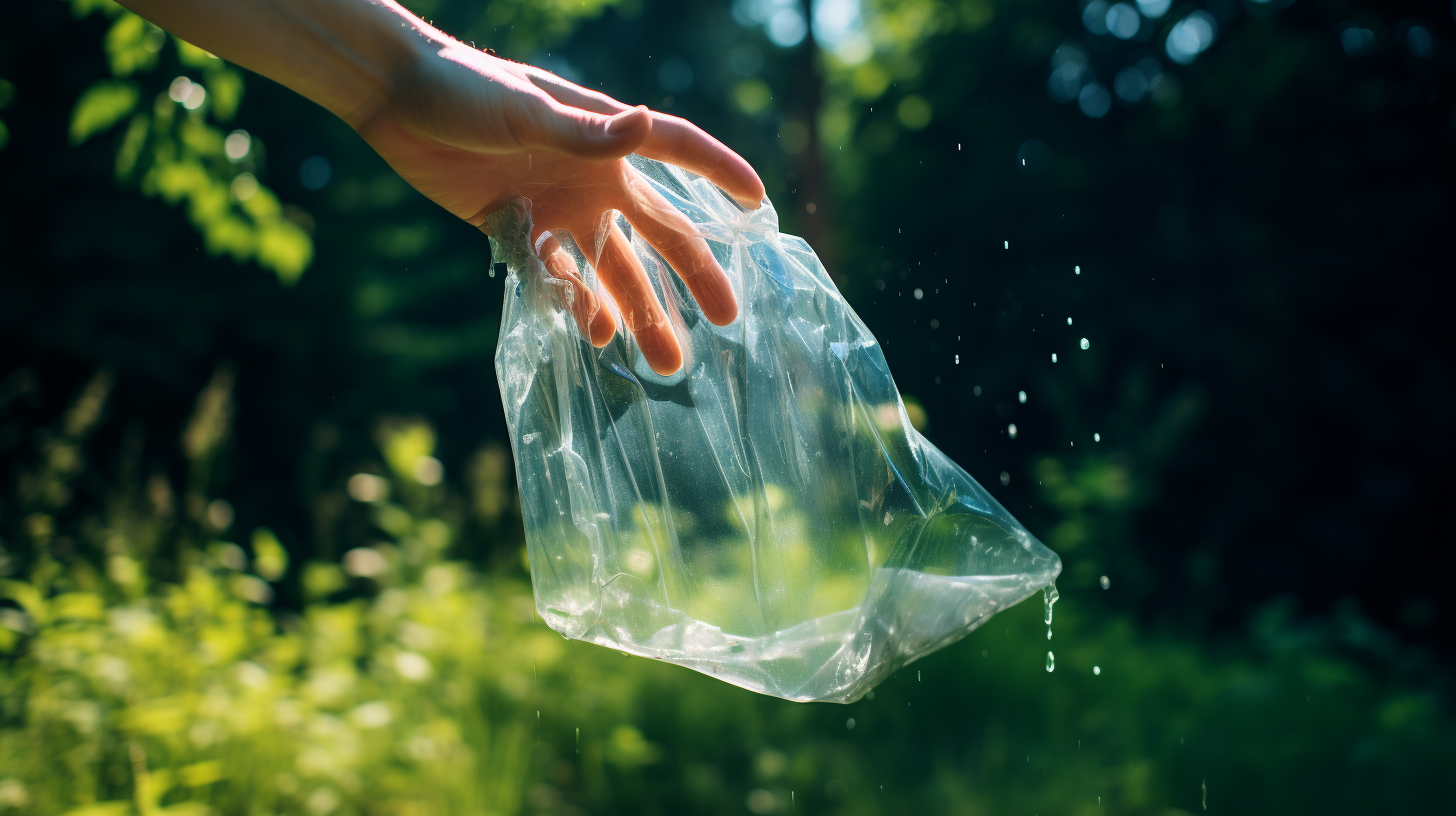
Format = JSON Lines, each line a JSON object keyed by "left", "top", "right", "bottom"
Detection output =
{"left": 1067, "top": 317, "right": 1073, "bottom": 325}
{"left": 999, "top": 471, "right": 1010, "bottom": 486}
{"left": 1018, "top": 390, "right": 1027, "bottom": 403}
{"left": 846, "top": 717, "right": 856, "bottom": 729}
{"left": 1043, "top": 584, "right": 1059, "bottom": 625}
{"left": 1046, "top": 627, "right": 1052, "bottom": 640}
{"left": 1094, "top": 432, "right": 1101, "bottom": 442}
{"left": 1004, "top": 240, "right": 1009, "bottom": 249}
{"left": 1075, "top": 265, "right": 1081, "bottom": 275}
{"left": 1100, "top": 575, "right": 1111, "bottom": 590}
{"left": 1046, "top": 651, "right": 1055, "bottom": 672}
{"left": 1008, "top": 423, "right": 1018, "bottom": 439}
{"left": 1051, "top": 353, "right": 1058, "bottom": 363}
{"left": 913, "top": 287, "right": 923, "bottom": 299}
{"left": 1093, "top": 665, "right": 1101, "bottom": 675}
{"left": 955, "top": 354, "right": 960, "bottom": 364}
{"left": 1080, "top": 337, "right": 1090, "bottom": 350}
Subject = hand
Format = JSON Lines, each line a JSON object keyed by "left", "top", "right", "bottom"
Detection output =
{"left": 355, "top": 43, "right": 766, "bottom": 375}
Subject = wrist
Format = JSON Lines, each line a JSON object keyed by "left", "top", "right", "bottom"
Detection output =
{"left": 334, "top": 2, "right": 444, "bottom": 129}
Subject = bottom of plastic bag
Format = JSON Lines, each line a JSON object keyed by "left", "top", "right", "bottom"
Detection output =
{"left": 538, "top": 567, "right": 1054, "bottom": 703}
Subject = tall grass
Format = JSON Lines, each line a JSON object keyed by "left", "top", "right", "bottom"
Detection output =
{"left": 1, "top": 371, "right": 1449, "bottom": 815}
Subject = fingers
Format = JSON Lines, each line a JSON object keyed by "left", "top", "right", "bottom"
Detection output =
{"left": 593, "top": 222, "right": 683, "bottom": 375}
{"left": 636, "top": 114, "right": 765, "bottom": 209}
{"left": 619, "top": 169, "right": 738, "bottom": 326}
{"left": 533, "top": 229, "right": 616, "bottom": 347}
{"left": 507, "top": 93, "right": 652, "bottom": 161}
{"left": 521, "top": 68, "right": 764, "bottom": 209}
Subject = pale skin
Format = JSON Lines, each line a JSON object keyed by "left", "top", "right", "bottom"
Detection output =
{"left": 118, "top": 0, "right": 766, "bottom": 375}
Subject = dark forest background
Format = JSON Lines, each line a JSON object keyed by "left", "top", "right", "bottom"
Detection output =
{"left": 2, "top": 1, "right": 1453, "bottom": 814}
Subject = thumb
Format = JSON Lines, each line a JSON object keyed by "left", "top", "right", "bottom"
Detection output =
{"left": 509, "top": 98, "right": 652, "bottom": 161}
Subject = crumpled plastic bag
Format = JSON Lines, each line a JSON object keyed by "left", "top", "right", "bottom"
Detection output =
{"left": 489, "top": 156, "right": 1060, "bottom": 703}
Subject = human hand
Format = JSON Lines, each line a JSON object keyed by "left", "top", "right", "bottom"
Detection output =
{"left": 355, "top": 42, "right": 766, "bottom": 375}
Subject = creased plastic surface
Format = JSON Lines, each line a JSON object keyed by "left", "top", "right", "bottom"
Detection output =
{"left": 490, "top": 156, "right": 1061, "bottom": 703}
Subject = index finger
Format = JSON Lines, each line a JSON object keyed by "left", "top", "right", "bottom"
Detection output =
{"left": 635, "top": 114, "right": 765, "bottom": 210}
{"left": 522, "top": 69, "right": 765, "bottom": 209}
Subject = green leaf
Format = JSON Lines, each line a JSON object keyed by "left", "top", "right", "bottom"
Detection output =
{"left": 69, "top": 80, "right": 138, "bottom": 144}
{"left": 114, "top": 114, "right": 148, "bottom": 177}
{"left": 204, "top": 67, "right": 244, "bottom": 121}
{"left": 174, "top": 37, "right": 217, "bottom": 68}
{"left": 104, "top": 13, "right": 158, "bottom": 76}
{"left": 256, "top": 219, "right": 313, "bottom": 284}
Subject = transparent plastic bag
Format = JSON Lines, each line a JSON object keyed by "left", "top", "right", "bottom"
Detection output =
{"left": 489, "top": 156, "right": 1060, "bottom": 703}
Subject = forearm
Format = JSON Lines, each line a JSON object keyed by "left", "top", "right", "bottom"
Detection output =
{"left": 116, "top": 0, "right": 447, "bottom": 126}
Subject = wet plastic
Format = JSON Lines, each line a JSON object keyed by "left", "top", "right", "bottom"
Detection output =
{"left": 490, "top": 156, "right": 1061, "bottom": 703}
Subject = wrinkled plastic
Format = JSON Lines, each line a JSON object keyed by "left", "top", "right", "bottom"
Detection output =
{"left": 490, "top": 156, "right": 1060, "bottom": 703}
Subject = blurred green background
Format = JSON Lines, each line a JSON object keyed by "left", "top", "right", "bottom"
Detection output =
{"left": 2, "top": 0, "right": 1453, "bottom": 813}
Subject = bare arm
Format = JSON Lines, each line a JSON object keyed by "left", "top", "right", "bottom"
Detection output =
{"left": 117, "top": 0, "right": 766, "bottom": 375}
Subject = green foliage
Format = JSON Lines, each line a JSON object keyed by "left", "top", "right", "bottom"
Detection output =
{"left": 0, "top": 77, "right": 12, "bottom": 152}
{"left": 6, "top": 1, "right": 1452, "bottom": 812}
{"left": 69, "top": 80, "right": 138, "bottom": 144}
{"left": 67, "top": 2, "right": 312, "bottom": 284}
{"left": 0, "top": 375, "right": 1450, "bottom": 815}
{"left": 104, "top": 12, "right": 162, "bottom": 76}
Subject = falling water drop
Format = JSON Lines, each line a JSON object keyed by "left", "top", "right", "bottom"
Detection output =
{"left": 1004, "top": 241, "right": 1009, "bottom": 249}
{"left": 1093, "top": 665, "right": 1101, "bottom": 675}
{"left": 1080, "top": 338, "right": 1091, "bottom": 350}
{"left": 1018, "top": 390, "right": 1027, "bottom": 403}
{"left": 1075, "top": 265, "right": 1081, "bottom": 274}
{"left": 1043, "top": 584, "right": 1059, "bottom": 626}
{"left": 1051, "top": 353, "right": 1058, "bottom": 363}
{"left": 1094, "top": 432, "right": 1101, "bottom": 442}
{"left": 1046, "top": 651, "right": 1055, "bottom": 672}
{"left": 1046, "top": 627, "right": 1052, "bottom": 640}
{"left": 1008, "top": 423, "right": 1018, "bottom": 439}
{"left": 1100, "top": 575, "right": 1111, "bottom": 590}
{"left": 955, "top": 354, "right": 960, "bottom": 364}
{"left": 1067, "top": 317, "right": 1073, "bottom": 325}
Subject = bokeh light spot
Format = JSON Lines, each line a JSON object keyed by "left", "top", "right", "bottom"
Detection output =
{"left": 1078, "top": 83, "right": 1112, "bottom": 118}
{"left": 299, "top": 156, "right": 332, "bottom": 190}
